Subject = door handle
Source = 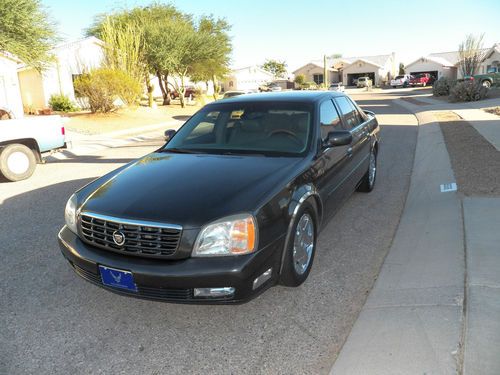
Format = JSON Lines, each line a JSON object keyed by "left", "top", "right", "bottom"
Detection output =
{"left": 347, "top": 147, "right": 353, "bottom": 157}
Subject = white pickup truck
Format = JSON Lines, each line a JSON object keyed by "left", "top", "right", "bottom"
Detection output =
{"left": 0, "top": 115, "right": 66, "bottom": 181}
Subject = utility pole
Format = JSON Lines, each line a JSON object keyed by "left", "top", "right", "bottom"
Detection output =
{"left": 323, "top": 55, "right": 328, "bottom": 89}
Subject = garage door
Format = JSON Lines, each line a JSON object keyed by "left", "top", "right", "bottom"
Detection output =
{"left": 347, "top": 72, "right": 376, "bottom": 86}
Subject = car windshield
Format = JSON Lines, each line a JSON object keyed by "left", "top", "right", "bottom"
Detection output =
{"left": 163, "top": 102, "right": 313, "bottom": 156}
{"left": 359, "top": 77, "right": 366, "bottom": 81}
{"left": 395, "top": 75, "right": 404, "bottom": 79}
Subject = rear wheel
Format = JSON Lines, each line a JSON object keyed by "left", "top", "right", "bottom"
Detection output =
{"left": 357, "top": 147, "right": 377, "bottom": 192}
{"left": 0, "top": 144, "right": 37, "bottom": 181}
{"left": 482, "top": 80, "right": 492, "bottom": 88}
{"left": 280, "top": 202, "right": 317, "bottom": 287}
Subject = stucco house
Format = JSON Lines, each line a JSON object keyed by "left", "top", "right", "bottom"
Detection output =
{"left": 17, "top": 37, "right": 104, "bottom": 112}
{"left": 294, "top": 53, "right": 397, "bottom": 87}
{"left": 221, "top": 66, "right": 274, "bottom": 92}
{"left": 0, "top": 52, "right": 24, "bottom": 119}
{"left": 405, "top": 43, "right": 499, "bottom": 80}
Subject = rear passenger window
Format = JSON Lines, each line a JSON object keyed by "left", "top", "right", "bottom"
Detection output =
{"left": 334, "top": 97, "right": 362, "bottom": 129}
{"left": 319, "top": 100, "right": 342, "bottom": 140}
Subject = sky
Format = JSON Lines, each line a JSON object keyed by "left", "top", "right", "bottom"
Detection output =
{"left": 42, "top": 0, "right": 500, "bottom": 74}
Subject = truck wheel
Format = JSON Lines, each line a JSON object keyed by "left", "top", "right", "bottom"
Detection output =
{"left": 0, "top": 144, "right": 37, "bottom": 181}
{"left": 482, "top": 80, "right": 491, "bottom": 88}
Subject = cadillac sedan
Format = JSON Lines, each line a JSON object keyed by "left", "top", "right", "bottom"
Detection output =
{"left": 58, "top": 91, "right": 380, "bottom": 304}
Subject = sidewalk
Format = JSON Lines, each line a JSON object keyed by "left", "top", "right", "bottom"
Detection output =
{"left": 331, "top": 99, "right": 500, "bottom": 374}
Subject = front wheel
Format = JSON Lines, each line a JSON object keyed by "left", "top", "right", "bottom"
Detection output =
{"left": 280, "top": 202, "right": 317, "bottom": 287}
{"left": 357, "top": 147, "right": 377, "bottom": 192}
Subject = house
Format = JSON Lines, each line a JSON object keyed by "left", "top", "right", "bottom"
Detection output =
{"left": 405, "top": 43, "right": 499, "bottom": 80}
{"left": 0, "top": 52, "right": 24, "bottom": 118}
{"left": 221, "top": 66, "right": 274, "bottom": 92}
{"left": 294, "top": 53, "right": 397, "bottom": 87}
{"left": 17, "top": 37, "right": 104, "bottom": 112}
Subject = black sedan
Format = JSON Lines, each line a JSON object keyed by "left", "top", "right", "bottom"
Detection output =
{"left": 59, "top": 91, "right": 380, "bottom": 304}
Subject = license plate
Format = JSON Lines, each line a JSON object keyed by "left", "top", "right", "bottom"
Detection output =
{"left": 99, "top": 265, "right": 137, "bottom": 292}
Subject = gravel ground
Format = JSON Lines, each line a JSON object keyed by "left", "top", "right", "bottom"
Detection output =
{"left": 438, "top": 112, "right": 500, "bottom": 196}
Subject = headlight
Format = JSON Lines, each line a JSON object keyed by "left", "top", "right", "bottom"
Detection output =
{"left": 192, "top": 213, "right": 257, "bottom": 257}
{"left": 64, "top": 194, "right": 78, "bottom": 234}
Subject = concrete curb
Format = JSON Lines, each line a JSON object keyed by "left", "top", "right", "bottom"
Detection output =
{"left": 331, "top": 99, "right": 465, "bottom": 374}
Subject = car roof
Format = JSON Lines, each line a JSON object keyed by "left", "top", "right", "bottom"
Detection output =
{"left": 209, "top": 91, "right": 346, "bottom": 105}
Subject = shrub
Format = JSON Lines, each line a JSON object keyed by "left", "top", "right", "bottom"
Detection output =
{"left": 449, "top": 81, "right": 489, "bottom": 102}
{"left": 74, "top": 68, "right": 142, "bottom": 113}
{"left": 294, "top": 74, "right": 306, "bottom": 86}
{"left": 432, "top": 77, "right": 455, "bottom": 97}
{"left": 48, "top": 94, "right": 76, "bottom": 112}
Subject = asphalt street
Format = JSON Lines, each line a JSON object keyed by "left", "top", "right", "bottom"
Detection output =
{"left": 1, "top": 90, "right": 418, "bottom": 374}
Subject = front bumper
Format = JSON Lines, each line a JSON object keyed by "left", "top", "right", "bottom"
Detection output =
{"left": 58, "top": 226, "right": 284, "bottom": 304}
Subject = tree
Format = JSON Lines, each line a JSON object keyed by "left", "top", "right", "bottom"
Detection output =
{"left": 189, "top": 16, "right": 232, "bottom": 100}
{"left": 294, "top": 74, "right": 306, "bottom": 85}
{"left": 330, "top": 53, "right": 343, "bottom": 59}
{"left": 458, "top": 34, "right": 486, "bottom": 77}
{"left": 261, "top": 59, "right": 287, "bottom": 79}
{"left": 0, "top": 0, "right": 58, "bottom": 70}
{"left": 399, "top": 62, "right": 405, "bottom": 75}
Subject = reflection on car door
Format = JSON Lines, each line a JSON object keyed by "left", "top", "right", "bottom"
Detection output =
{"left": 313, "top": 99, "right": 352, "bottom": 216}
{"left": 333, "top": 96, "right": 371, "bottom": 190}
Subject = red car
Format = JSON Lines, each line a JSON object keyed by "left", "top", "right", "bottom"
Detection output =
{"left": 171, "top": 86, "right": 196, "bottom": 99}
{"left": 409, "top": 73, "right": 433, "bottom": 87}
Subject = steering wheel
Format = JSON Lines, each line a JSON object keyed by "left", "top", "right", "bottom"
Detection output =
{"left": 267, "top": 129, "right": 302, "bottom": 146}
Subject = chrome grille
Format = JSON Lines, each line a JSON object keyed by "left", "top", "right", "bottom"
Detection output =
{"left": 79, "top": 213, "right": 182, "bottom": 258}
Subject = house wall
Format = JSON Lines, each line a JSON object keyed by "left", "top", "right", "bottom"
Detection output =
{"left": 221, "top": 67, "right": 274, "bottom": 91}
{"left": 0, "top": 55, "right": 24, "bottom": 118}
{"left": 406, "top": 60, "right": 457, "bottom": 80}
{"left": 342, "top": 61, "right": 382, "bottom": 86}
{"left": 18, "top": 69, "right": 45, "bottom": 111}
{"left": 293, "top": 64, "right": 338, "bottom": 84}
{"left": 479, "top": 50, "right": 500, "bottom": 74}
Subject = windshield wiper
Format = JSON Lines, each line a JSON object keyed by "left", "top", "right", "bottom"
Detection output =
{"left": 159, "top": 148, "right": 202, "bottom": 154}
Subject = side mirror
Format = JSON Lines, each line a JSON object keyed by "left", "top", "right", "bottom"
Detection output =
{"left": 164, "top": 129, "right": 176, "bottom": 141}
{"left": 364, "top": 110, "right": 375, "bottom": 117}
{"left": 324, "top": 130, "right": 352, "bottom": 148}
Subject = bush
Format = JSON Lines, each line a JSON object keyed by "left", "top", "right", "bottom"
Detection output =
{"left": 449, "top": 81, "right": 489, "bottom": 102}
{"left": 74, "top": 68, "right": 142, "bottom": 113}
{"left": 294, "top": 74, "right": 306, "bottom": 86}
{"left": 48, "top": 94, "right": 76, "bottom": 112}
{"left": 432, "top": 77, "right": 455, "bottom": 97}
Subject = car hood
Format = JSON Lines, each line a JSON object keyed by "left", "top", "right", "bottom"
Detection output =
{"left": 81, "top": 152, "right": 302, "bottom": 228}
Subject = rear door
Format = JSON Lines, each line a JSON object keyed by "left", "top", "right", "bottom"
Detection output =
{"left": 333, "top": 96, "right": 371, "bottom": 190}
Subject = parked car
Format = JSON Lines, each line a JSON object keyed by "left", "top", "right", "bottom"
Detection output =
{"left": 221, "top": 90, "right": 254, "bottom": 99}
{"left": 390, "top": 74, "right": 412, "bottom": 88}
{"left": 357, "top": 77, "right": 373, "bottom": 88}
{"left": 0, "top": 115, "right": 66, "bottom": 181}
{"left": 471, "top": 66, "right": 500, "bottom": 88}
{"left": 59, "top": 91, "right": 379, "bottom": 304}
{"left": 409, "top": 73, "right": 433, "bottom": 87}
{"left": 171, "top": 86, "right": 196, "bottom": 99}
{"left": 328, "top": 83, "right": 345, "bottom": 92}
{"left": 259, "top": 82, "right": 282, "bottom": 92}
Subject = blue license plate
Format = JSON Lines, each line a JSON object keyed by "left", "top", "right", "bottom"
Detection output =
{"left": 99, "top": 265, "right": 137, "bottom": 292}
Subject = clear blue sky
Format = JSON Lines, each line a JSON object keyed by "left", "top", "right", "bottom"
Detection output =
{"left": 43, "top": 0, "right": 500, "bottom": 73}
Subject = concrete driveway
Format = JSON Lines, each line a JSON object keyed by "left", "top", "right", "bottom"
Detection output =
{"left": 1, "top": 92, "right": 418, "bottom": 374}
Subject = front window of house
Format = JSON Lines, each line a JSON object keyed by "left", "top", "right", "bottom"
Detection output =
{"left": 313, "top": 74, "right": 324, "bottom": 85}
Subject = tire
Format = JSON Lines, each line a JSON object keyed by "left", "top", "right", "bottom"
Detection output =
{"left": 357, "top": 146, "right": 377, "bottom": 193}
{"left": 482, "top": 80, "right": 492, "bottom": 88}
{"left": 0, "top": 144, "right": 37, "bottom": 181}
{"left": 280, "top": 201, "right": 317, "bottom": 287}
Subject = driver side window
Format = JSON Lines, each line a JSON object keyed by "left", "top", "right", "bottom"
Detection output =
{"left": 319, "top": 100, "right": 342, "bottom": 140}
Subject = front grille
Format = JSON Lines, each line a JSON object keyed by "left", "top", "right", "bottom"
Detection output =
{"left": 79, "top": 213, "right": 182, "bottom": 258}
{"left": 71, "top": 263, "right": 194, "bottom": 301}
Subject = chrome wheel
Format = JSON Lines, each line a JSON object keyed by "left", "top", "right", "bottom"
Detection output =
{"left": 293, "top": 213, "right": 315, "bottom": 275}
{"left": 368, "top": 150, "right": 377, "bottom": 187}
